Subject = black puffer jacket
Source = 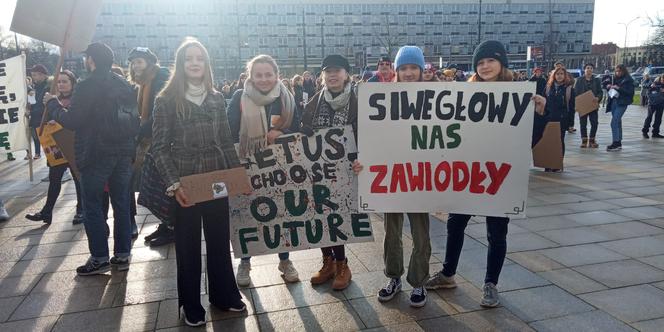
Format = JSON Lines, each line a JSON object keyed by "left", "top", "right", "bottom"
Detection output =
{"left": 137, "top": 67, "right": 170, "bottom": 141}
{"left": 49, "top": 69, "right": 136, "bottom": 170}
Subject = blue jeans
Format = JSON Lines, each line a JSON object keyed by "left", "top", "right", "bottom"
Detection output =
{"left": 610, "top": 103, "right": 628, "bottom": 142}
{"left": 241, "top": 252, "right": 289, "bottom": 262}
{"left": 79, "top": 155, "right": 133, "bottom": 262}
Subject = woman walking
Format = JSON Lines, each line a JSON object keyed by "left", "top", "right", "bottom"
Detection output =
{"left": 151, "top": 38, "right": 245, "bottom": 327}
{"left": 25, "top": 70, "right": 83, "bottom": 225}
{"left": 425, "top": 40, "right": 546, "bottom": 308}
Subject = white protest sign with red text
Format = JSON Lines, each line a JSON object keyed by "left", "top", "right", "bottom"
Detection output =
{"left": 357, "top": 82, "right": 535, "bottom": 218}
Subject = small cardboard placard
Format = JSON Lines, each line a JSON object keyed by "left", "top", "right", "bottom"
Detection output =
{"left": 179, "top": 167, "right": 251, "bottom": 204}
{"left": 51, "top": 128, "right": 78, "bottom": 177}
{"left": 575, "top": 90, "right": 599, "bottom": 117}
{"left": 532, "top": 122, "right": 563, "bottom": 169}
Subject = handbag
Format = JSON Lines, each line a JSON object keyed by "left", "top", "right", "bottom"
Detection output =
{"left": 137, "top": 151, "right": 176, "bottom": 226}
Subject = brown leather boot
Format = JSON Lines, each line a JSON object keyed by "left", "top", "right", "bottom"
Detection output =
{"left": 580, "top": 137, "right": 588, "bottom": 148}
{"left": 332, "top": 259, "right": 352, "bottom": 290}
{"left": 589, "top": 137, "right": 599, "bottom": 148}
{"left": 310, "top": 256, "right": 336, "bottom": 285}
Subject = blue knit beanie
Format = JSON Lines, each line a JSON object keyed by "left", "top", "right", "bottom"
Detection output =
{"left": 394, "top": 46, "right": 425, "bottom": 71}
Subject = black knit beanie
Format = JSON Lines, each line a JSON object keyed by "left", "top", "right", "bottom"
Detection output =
{"left": 472, "top": 40, "right": 508, "bottom": 69}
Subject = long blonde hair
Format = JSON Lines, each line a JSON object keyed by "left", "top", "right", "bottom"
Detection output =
{"left": 158, "top": 38, "right": 215, "bottom": 119}
{"left": 245, "top": 54, "right": 279, "bottom": 81}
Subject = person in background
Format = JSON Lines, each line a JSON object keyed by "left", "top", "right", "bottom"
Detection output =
{"left": 282, "top": 78, "right": 294, "bottom": 95}
{"left": 423, "top": 63, "right": 439, "bottom": 82}
{"left": 574, "top": 63, "right": 602, "bottom": 148}
{"left": 641, "top": 74, "right": 653, "bottom": 107}
{"left": 377, "top": 46, "right": 431, "bottom": 308}
{"left": 601, "top": 69, "right": 612, "bottom": 109}
{"left": 643, "top": 75, "right": 664, "bottom": 139}
{"left": 46, "top": 42, "right": 135, "bottom": 276}
{"left": 300, "top": 54, "right": 364, "bottom": 291}
{"left": 151, "top": 38, "right": 246, "bottom": 327}
{"left": 227, "top": 54, "right": 300, "bottom": 287}
{"left": 426, "top": 40, "right": 546, "bottom": 308}
{"left": 292, "top": 74, "right": 305, "bottom": 110}
{"left": 28, "top": 64, "right": 51, "bottom": 160}
{"left": 303, "top": 70, "right": 316, "bottom": 99}
{"left": 0, "top": 199, "right": 9, "bottom": 222}
{"left": 542, "top": 67, "right": 575, "bottom": 171}
{"left": 230, "top": 73, "right": 246, "bottom": 94}
{"left": 25, "top": 70, "right": 83, "bottom": 225}
{"left": 368, "top": 56, "right": 396, "bottom": 83}
{"left": 529, "top": 67, "right": 547, "bottom": 96}
{"left": 441, "top": 69, "right": 455, "bottom": 82}
{"left": 606, "top": 64, "right": 635, "bottom": 151}
{"left": 127, "top": 47, "right": 173, "bottom": 246}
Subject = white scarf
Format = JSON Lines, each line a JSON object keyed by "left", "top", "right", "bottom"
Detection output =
{"left": 238, "top": 80, "right": 295, "bottom": 158}
{"left": 186, "top": 82, "right": 207, "bottom": 106}
{"left": 323, "top": 83, "right": 352, "bottom": 111}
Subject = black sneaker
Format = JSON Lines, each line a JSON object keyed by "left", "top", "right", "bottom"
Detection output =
{"left": 214, "top": 300, "right": 247, "bottom": 312}
{"left": 149, "top": 230, "right": 175, "bottom": 247}
{"left": 643, "top": 132, "right": 650, "bottom": 139}
{"left": 76, "top": 259, "right": 111, "bottom": 276}
{"left": 72, "top": 213, "right": 84, "bottom": 225}
{"left": 409, "top": 286, "right": 427, "bottom": 308}
{"left": 25, "top": 212, "right": 51, "bottom": 224}
{"left": 653, "top": 134, "right": 664, "bottom": 139}
{"left": 606, "top": 142, "right": 622, "bottom": 151}
{"left": 377, "top": 278, "right": 402, "bottom": 302}
{"left": 179, "top": 306, "right": 206, "bottom": 327}
{"left": 110, "top": 256, "right": 130, "bottom": 271}
{"left": 144, "top": 224, "right": 168, "bottom": 242}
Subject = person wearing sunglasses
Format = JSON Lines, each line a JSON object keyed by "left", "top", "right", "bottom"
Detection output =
{"left": 367, "top": 56, "right": 395, "bottom": 83}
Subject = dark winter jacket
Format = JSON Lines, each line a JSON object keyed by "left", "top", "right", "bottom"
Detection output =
{"left": 49, "top": 70, "right": 136, "bottom": 170}
{"left": 294, "top": 84, "right": 305, "bottom": 108}
{"left": 529, "top": 75, "right": 547, "bottom": 96}
{"left": 573, "top": 75, "right": 603, "bottom": 106}
{"left": 29, "top": 79, "right": 50, "bottom": 128}
{"left": 300, "top": 90, "right": 359, "bottom": 145}
{"left": 226, "top": 89, "right": 300, "bottom": 143}
{"left": 545, "top": 83, "right": 576, "bottom": 122}
{"left": 303, "top": 78, "right": 316, "bottom": 97}
{"left": 611, "top": 74, "right": 635, "bottom": 106}
{"left": 137, "top": 67, "right": 170, "bottom": 141}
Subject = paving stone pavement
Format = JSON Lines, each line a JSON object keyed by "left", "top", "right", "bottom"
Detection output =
{"left": 1, "top": 105, "right": 664, "bottom": 331}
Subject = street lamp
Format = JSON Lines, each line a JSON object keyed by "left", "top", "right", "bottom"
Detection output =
{"left": 618, "top": 16, "right": 640, "bottom": 64}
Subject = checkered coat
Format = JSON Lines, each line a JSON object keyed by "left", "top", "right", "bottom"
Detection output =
{"left": 151, "top": 91, "right": 241, "bottom": 188}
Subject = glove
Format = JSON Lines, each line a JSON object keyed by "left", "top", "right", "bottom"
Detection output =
{"left": 300, "top": 126, "right": 314, "bottom": 137}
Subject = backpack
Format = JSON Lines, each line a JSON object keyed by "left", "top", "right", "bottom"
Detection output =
{"left": 98, "top": 73, "right": 140, "bottom": 142}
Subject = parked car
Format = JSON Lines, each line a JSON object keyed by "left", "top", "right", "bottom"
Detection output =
{"left": 567, "top": 69, "right": 582, "bottom": 79}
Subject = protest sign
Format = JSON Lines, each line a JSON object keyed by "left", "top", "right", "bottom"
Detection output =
{"left": 10, "top": 0, "right": 104, "bottom": 52}
{"left": 532, "top": 122, "right": 563, "bottom": 170}
{"left": 357, "top": 82, "right": 535, "bottom": 218}
{"left": 230, "top": 126, "right": 373, "bottom": 258}
{"left": 180, "top": 167, "right": 252, "bottom": 204}
{"left": 575, "top": 90, "right": 600, "bottom": 116}
{"left": 51, "top": 129, "right": 78, "bottom": 178}
{"left": 38, "top": 123, "right": 68, "bottom": 167}
{"left": 0, "top": 55, "right": 29, "bottom": 154}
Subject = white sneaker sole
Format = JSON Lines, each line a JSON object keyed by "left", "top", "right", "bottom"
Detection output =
{"left": 480, "top": 300, "right": 500, "bottom": 308}
{"left": 410, "top": 297, "right": 427, "bottom": 308}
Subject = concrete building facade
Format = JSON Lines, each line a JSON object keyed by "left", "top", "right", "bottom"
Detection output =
{"left": 93, "top": 0, "right": 594, "bottom": 79}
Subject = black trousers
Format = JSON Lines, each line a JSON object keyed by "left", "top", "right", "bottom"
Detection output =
{"left": 580, "top": 110, "right": 599, "bottom": 138}
{"left": 567, "top": 108, "right": 576, "bottom": 128}
{"left": 643, "top": 105, "right": 664, "bottom": 135}
{"left": 42, "top": 163, "right": 81, "bottom": 216}
{"left": 175, "top": 198, "right": 241, "bottom": 315}
{"left": 442, "top": 214, "right": 509, "bottom": 285}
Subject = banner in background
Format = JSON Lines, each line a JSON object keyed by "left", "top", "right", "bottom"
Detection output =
{"left": 0, "top": 55, "right": 29, "bottom": 153}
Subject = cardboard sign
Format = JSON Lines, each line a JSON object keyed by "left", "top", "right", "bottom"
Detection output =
{"left": 38, "top": 123, "right": 68, "bottom": 167}
{"left": 357, "top": 82, "right": 535, "bottom": 218}
{"left": 51, "top": 128, "right": 78, "bottom": 178}
{"left": 0, "top": 55, "right": 29, "bottom": 153}
{"left": 532, "top": 122, "right": 563, "bottom": 170}
{"left": 179, "top": 167, "right": 252, "bottom": 204}
{"left": 10, "top": 0, "right": 103, "bottom": 52}
{"left": 575, "top": 90, "right": 599, "bottom": 117}
{"left": 230, "top": 126, "right": 373, "bottom": 258}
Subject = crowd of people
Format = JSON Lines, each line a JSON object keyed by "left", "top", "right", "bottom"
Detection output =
{"left": 2, "top": 34, "right": 657, "bottom": 327}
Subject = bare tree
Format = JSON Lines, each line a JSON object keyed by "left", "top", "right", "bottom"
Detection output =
{"left": 645, "top": 14, "right": 664, "bottom": 65}
{"left": 373, "top": 13, "right": 404, "bottom": 59}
